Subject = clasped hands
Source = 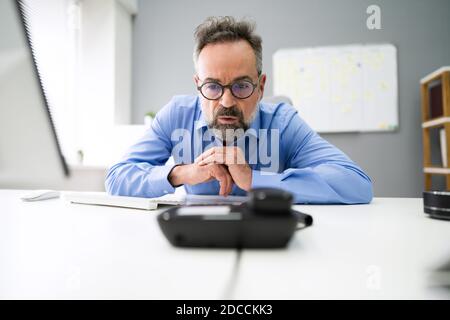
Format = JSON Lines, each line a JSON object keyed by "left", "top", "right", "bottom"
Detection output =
{"left": 168, "top": 147, "right": 252, "bottom": 195}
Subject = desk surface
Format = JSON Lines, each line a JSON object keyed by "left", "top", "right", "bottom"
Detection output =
{"left": 0, "top": 190, "right": 449, "bottom": 299}
{"left": 0, "top": 190, "right": 235, "bottom": 299}
{"left": 237, "top": 198, "right": 450, "bottom": 299}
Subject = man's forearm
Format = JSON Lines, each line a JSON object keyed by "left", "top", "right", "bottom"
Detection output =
{"left": 105, "top": 161, "right": 176, "bottom": 197}
{"left": 251, "top": 164, "right": 373, "bottom": 204}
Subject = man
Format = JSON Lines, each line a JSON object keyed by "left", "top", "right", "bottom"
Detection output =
{"left": 105, "top": 16, "right": 373, "bottom": 204}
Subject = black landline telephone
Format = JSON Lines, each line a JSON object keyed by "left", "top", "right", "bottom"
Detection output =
{"left": 157, "top": 188, "right": 313, "bottom": 248}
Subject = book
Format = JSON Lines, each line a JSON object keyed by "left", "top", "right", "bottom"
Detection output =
{"left": 429, "top": 81, "right": 443, "bottom": 119}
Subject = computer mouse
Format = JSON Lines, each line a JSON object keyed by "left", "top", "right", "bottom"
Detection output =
{"left": 20, "top": 190, "right": 61, "bottom": 202}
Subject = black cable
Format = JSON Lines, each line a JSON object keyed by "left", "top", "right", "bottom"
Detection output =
{"left": 222, "top": 247, "right": 242, "bottom": 299}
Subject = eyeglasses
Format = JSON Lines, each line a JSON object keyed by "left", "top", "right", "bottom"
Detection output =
{"left": 197, "top": 76, "right": 260, "bottom": 100}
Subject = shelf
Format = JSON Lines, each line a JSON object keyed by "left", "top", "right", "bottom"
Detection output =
{"left": 420, "top": 66, "right": 450, "bottom": 84}
{"left": 422, "top": 117, "right": 450, "bottom": 129}
{"left": 421, "top": 67, "right": 450, "bottom": 190}
{"left": 423, "top": 167, "right": 450, "bottom": 175}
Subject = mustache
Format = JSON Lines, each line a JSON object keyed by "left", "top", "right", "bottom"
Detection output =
{"left": 210, "top": 105, "right": 249, "bottom": 137}
{"left": 214, "top": 106, "right": 243, "bottom": 118}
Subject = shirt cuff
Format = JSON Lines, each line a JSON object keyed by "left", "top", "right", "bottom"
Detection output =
{"left": 251, "top": 170, "right": 283, "bottom": 189}
{"left": 150, "top": 164, "right": 177, "bottom": 195}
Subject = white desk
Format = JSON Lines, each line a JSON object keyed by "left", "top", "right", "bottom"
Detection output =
{"left": 235, "top": 198, "right": 450, "bottom": 299}
{"left": 0, "top": 190, "right": 449, "bottom": 299}
{"left": 0, "top": 190, "right": 236, "bottom": 299}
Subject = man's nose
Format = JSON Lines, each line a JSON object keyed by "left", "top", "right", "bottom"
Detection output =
{"left": 220, "top": 87, "right": 237, "bottom": 108}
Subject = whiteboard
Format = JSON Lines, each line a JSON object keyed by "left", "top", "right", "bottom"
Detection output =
{"left": 273, "top": 44, "right": 398, "bottom": 132}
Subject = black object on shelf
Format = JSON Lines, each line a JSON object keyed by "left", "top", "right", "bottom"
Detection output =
{"left": 423, "top": 191, "right": 450, "bottom": 220}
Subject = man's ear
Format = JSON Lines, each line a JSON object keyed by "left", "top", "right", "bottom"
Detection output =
{"left": 258, "top": 73, "right": 267, "bottom": 100}
{"left": 193, "top": 74, "right": 199, "bottom": 87}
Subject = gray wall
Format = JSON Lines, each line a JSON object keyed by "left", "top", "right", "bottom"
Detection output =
{"left": 131, "top": 0, "right": 450, "bottom": 197}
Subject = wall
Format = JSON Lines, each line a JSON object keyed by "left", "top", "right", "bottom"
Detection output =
{"left": 131, "top": 0, "right": 450, "bottom": 197}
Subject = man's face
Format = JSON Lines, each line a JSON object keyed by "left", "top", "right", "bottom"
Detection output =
{"left": 194, "top": 40, "right": 266, "bottom": 139}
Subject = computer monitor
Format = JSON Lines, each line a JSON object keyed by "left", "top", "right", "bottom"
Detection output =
{"left": 0, "top": 0, "right": 70, "bottom": 189}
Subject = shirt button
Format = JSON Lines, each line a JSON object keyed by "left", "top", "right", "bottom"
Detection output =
{"left": 163, "top": 190, "right": 168, "bottom": 193}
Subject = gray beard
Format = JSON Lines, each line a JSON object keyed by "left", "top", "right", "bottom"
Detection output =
{"left": 206, "top": 105, "right": 259, "bottom": 143}
{"left": 211, "top": 126, "right": 247, "bottom": 144}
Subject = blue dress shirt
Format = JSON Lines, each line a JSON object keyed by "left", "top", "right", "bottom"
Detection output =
{"left": 105, "top": 95, "right": 373, "bottom": 204}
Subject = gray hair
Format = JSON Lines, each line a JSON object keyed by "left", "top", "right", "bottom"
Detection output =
{"left": 193, "top": 16, "right": 262, "bottom": 75}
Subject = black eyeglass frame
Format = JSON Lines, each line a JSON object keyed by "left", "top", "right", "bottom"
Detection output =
{"left": 196, "top": 75, "right": 261, "bottom": 101}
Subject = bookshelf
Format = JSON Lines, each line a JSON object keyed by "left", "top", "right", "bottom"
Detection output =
{"left": 421, "top": 67, "right": 450, "bottom": 190}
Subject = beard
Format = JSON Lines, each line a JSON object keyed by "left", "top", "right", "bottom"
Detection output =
{"left": 207, "top": 105, "right": 257, "bottom": 144}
